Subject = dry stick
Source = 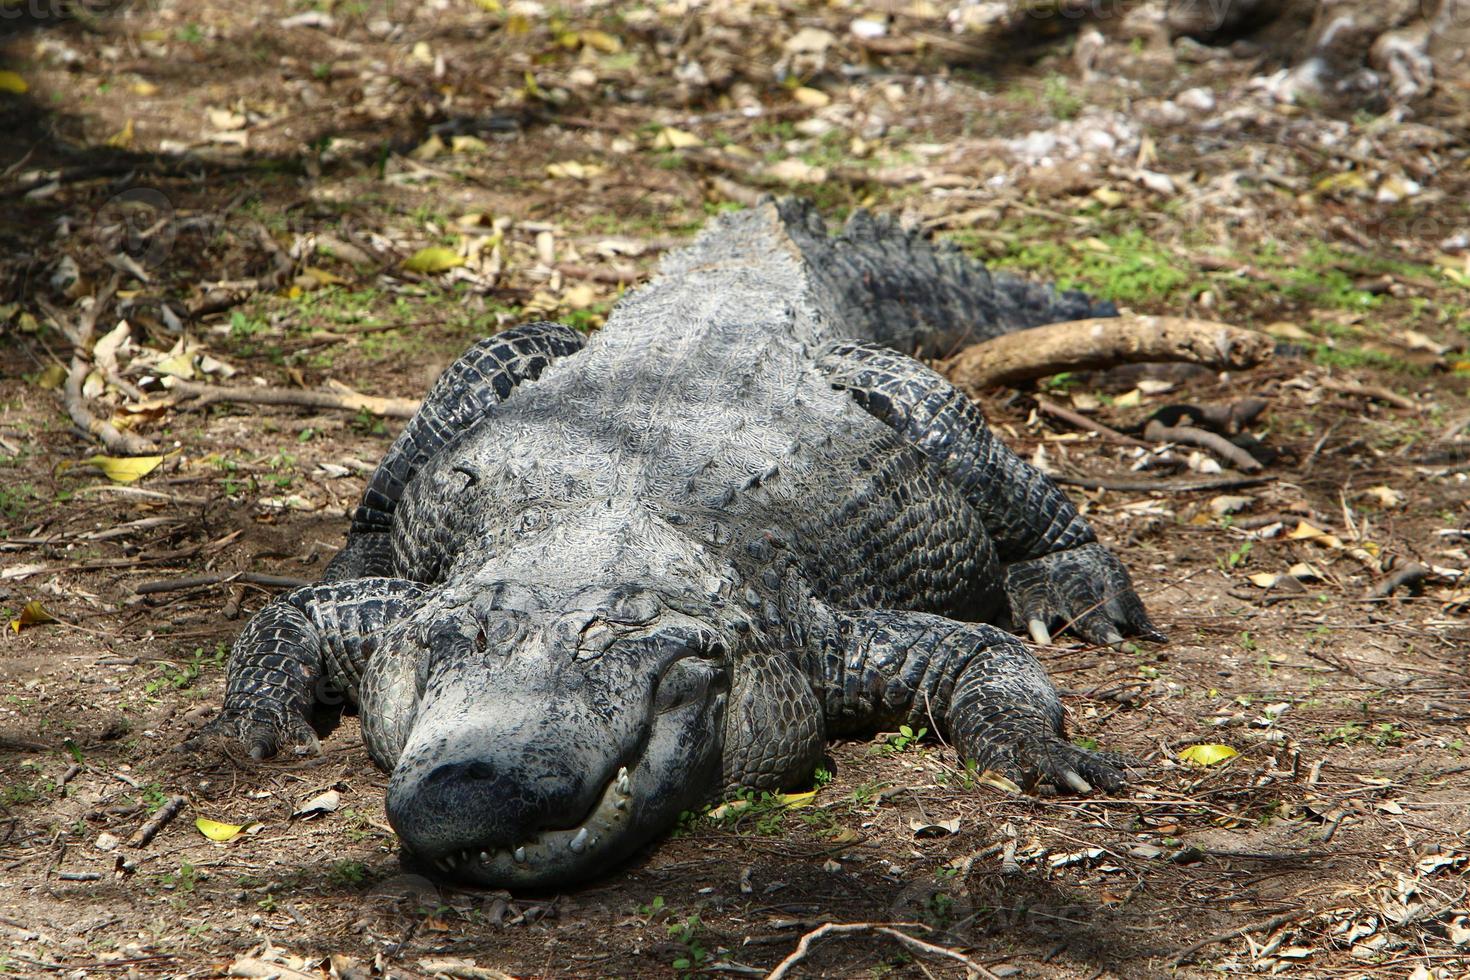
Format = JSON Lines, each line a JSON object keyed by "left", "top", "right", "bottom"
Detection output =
{"left": 1142, "top": 419, "right": 1262, "bottom": 472}
{"left": 1168, "top": 911, "right": 1304, "bottom": 966}
{"left": 941, "top": 316, "right": 1274, "bottom": 392}
{"left": 1035, "top": 399, "right": 1152, "bottom": 448}
{"left": 764, "top": 923, "right": 999, "bottom": 980}
{"left": 127, "top": 795, "right": 186, "bottom": 848}
{"left": 134, "top": 572, "right": 310, "bottom": 595}
{"left": 1053, "top": 474, "right": 1272, "bottom": 493}
{"left": 40, "top": 281, "right": 159, "bottom": 456}
{"left": 165, "top": 379, "right": 420, "bottom": 419}
{"left": 1319, "top": 377, "right": 1418, "bottom": 411}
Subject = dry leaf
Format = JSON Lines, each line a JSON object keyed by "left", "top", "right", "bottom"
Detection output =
{"left": 654, "top": 127, "right": 702, "bottom": 150}
{"left": 403, "top": 247, "right": 465, "bottom": 274}
{"left": 0, "top": 70, "right": 29, "bottom": 94}
{"left": 293, "top": 789, "right": 341, "bottom": 817}
{"left": 1178, "top": 743, "right": 1238, "bottom": 766}
{"left": 85, "top": 454, "right": 164, "bottom": 483}
{"left": 792, "top": 86, "right": 830, "bottom": 108}
{"left": 9, "top": 600, "right": 56, "bottom": 632}
{"left": 196, "top": 817, "right": 247, "bottom": 842}
{"left": 579, "top": 29, "right": 622, "bottom": 53}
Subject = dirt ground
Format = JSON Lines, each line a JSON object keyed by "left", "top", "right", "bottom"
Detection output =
{"left": 2, "top": 1, "right": 1469, "bottom": 977}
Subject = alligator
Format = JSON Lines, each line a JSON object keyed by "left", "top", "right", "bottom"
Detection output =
{"left": 203, "top": 198, "right": 1162, "bottom": 888}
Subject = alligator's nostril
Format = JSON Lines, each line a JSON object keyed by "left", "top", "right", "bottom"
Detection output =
{"left": 423, "top": 759, "right": 497, "bottom": 786}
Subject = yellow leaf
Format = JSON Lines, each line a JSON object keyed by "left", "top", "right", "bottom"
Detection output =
{"left": 85, "top": 454, "right": 163, "bottom": 483}
{"left": 1315, "top": 171, "right": 1369, "bottom": 195}
{"left": 105, "top": 118, "right": 136, "bottom": 149}
{"left": 33, "top": 363, "right": 67, "bottom": 390}
{"left": 1178, "top": 743, "right": 1238, "bottom": 767}
{"left": 131, "top": 79, "right": 159, "bottom": 96}
{"left": 0, "top": 70, "right": 29, "bottom": 95}
{"left": 792, "top": 86, "right": 830, "bottom": 108}
{"left": 155, "top": 353, "right": 196, "bottom": 379}
{"left": 654, "top": 127, "right": 702, "bottom": 150}
{"left": 776, "top": 789, "right": 817, "bottom": 808}
{"left": 504, "top": 13, "right": 529, "bottom": 34}
{"left": 1091, "top": 187, "right": 1125, "bottom": 208}
{"left": 410, "top": 134, "right": 445, "bottom": 160}
{"left": 470, "top": 0, "right": 500, "bottom": 9}
{"left": 579, "top": 29, "right": 622, "bottom": 53}
{"left": 9, "top": 600, "right": 56, "bottom": 633}
{"left": 450, "top": 135, "right": 488, "bottom": 155}
{"left": 976, "top": 769, "right": 1022, "bottom": 793}
{"left": 301, "top": 266, "right": 349, "bottom": 286}
{"left": 195, "top": 817, "right": 245, "bottom": 842}
{"left": 1113, "top": 388, "right": 1142, "bottom": 408}
{"left": 403, "top": 246, "right": 464, "bottom": 274}
{"left": 1247, "top": 572, "right": 1280, "bottom": 588}
{"left": 1286, "top": 521, "right": 1326, "bottom": 540}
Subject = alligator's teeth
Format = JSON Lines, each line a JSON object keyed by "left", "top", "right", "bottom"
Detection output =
{"left": 513, "top": 846, "right": 527, "bottom": 864}
{"left": 615, "top": 769, "right": 632, "bottom": 796}
{"left": 569, "top": 827, "right": 589, "bottom": 854}
{"left": 479, "top": 851, "right": 491, "bottom": 863}
{"left": 612, "top": 797, "right": 627, "bottom": 811}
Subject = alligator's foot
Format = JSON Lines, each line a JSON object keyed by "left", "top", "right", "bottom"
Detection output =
{"left": 973, "top": 726, "right": 1137, "bottom": 794}
{"left": 1004, "top": 542, "right": 1165, "bottom": 648}
{"left": 184, "top": 704, "right": 321, "bottom": 760}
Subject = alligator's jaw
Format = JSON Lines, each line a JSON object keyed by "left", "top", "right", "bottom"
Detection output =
{"left": 416, "top": 764, "right": 638, "bottom": 888}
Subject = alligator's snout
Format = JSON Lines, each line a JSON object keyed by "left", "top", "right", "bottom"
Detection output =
{"left": 386, "top": 748, "right": 620, "bottom": 878}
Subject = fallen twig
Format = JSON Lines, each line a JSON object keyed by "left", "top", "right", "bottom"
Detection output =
{"left": 1036, "top": 399, "right": 1151, "bottom": 448}
{"left": 165, "top": 378, "right": 419, "bottom": 418}
{"left": 135, "top": 572, "right": 309, "bottom": 595}
{"left": 1169, "top": 911, "right": 1304, "bottom": 966}
{"left": 1319, "top": 377, "right": 1417, "bottom": 411}
{"left": 1053, "top": 474, "right": 1273, "bottom": 493}
{"left": 1142, "top": 419, "right": 1262, "bottom": 472}
{"left": 942, "top": 316, "right": 1273, "bottom": 392}
{"left": 127, "top": 794, "right": 186, "bottom": 848}
{"left": 764, "top": 922, "right": 998, "bottom": 980}
{"left": 40, "top": 279, "right": 159, "bottom": 455}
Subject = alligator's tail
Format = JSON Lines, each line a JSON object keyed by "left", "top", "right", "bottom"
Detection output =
{"left": 770, "top": 197, "right": 1117, "bottom": 358}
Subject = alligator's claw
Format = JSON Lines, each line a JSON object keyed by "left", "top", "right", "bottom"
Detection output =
{"left": 185, "top": 705, "right": 321, "bottom": 760}
{"left": 1004, "top": 542, "right": 1165, "bottom": 647}
{"left": 978, "top": 731, "right": 1137, "bottom": 795}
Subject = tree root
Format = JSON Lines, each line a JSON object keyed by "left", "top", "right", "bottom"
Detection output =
{"left": 941, "top": 316, "right": 1274, "bottom": 392}
{"left": 165, "top": 378, "right": 420, "bottom": 418}
{"left": 764, "top": 922, "right": 998, "bottom": 980}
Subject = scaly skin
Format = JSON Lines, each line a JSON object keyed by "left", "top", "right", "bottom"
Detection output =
{"left": 199, "top": 198, "right": 1161, "bottom": 888}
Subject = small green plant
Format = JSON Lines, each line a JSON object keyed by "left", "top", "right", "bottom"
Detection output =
{"left": 879, "top": 724, "right": 927, "bottom": 754}
{"left": 164, "top": 862, "right": 198, "bottom": 893}
{"left": 327, "top": 860, "right": 368, "bottom": 886}
{"left": 1238, "top": 631, "right": 1257, "bottom": 652}
{"left": 1219, "top": 540, "right": 1252, "bottom": 572}
{"left": 1042, "top": 74, "right": 1081, "bottom": 120}
{"left": 668, "top": 914, "right": 711, "bottom": 974}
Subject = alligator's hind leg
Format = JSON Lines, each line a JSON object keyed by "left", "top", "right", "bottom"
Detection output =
{"left": 200, "top": 579, "right": 427, "bottom": 759}
{"left": 325, "top": 321, "right": 584, "bottom": 579}
{"left": 811, "top": 604, "right": 1132, "bottom": 792}
{"left": 818, "top": 342, "right": 1162, "bottom": 646}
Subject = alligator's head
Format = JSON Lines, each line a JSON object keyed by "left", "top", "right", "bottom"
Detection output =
{"left": 364, "top": 578, "right": 740, "bottom": 888}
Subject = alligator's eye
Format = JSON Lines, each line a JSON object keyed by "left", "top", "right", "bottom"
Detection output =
{"left": 653, "top": 656, "right": 728, "bottom": 714}
{"left": 474, "top": 628, "right": 487, "bottom": 651}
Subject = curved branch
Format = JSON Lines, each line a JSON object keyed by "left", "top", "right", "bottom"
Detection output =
{"left": 941, "top": 316, "right": 1274, "bottom": 392}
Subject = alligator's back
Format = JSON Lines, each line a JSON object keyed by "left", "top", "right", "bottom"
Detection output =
{"left": 391, "top": 200, "right": 1112, "bottom": 602}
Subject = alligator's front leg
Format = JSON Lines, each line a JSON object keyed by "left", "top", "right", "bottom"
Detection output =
{"left": 202, "top": 579, "right": 427, "bottom": 759}
{"left": 813, "top": 605, "right": 1130, "bottom": 792}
